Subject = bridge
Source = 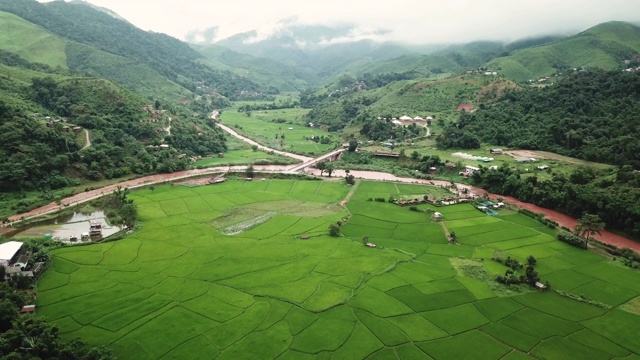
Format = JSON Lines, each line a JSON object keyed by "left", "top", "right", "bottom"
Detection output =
{"left": 287, "top": 147, "right": 346, "bottom": 173}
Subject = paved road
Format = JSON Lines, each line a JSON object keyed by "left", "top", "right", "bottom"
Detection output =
{"left": 5, "top": 117, "right": 639, "bottom": 251}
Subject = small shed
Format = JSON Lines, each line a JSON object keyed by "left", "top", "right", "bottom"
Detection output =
{"left": 535, "top": 282, "right": 548, "bottom": 291}
{"left": 21, "top": 305, "right": 36, "bottom": 313}
{"left": 366, "top": 243, "right": 377, "bottom": 248}
{"left": 490, "top": 149, "right": 503, "bottom": 154}
{"left": 433, "top": 212, "right": 443, "bottom": 219}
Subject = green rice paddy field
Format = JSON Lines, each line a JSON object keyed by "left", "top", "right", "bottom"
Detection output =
{"left": 37, "top": 180, "right": 640, "bottom": 359}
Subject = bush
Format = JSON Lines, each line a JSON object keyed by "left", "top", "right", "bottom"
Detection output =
{"left": 374, "top": 198, "right": 386, "bottom": 202}
{"left": 409, "top": 206, "right": 420, "bottom": 212}
{"left": 557, "top": 231, "right": 587, "bottom": 249}
{"left": 329, "top": 223, "right": 341, "bottom": 237}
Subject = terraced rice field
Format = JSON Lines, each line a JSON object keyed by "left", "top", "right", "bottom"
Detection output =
{"left": 37, "top": 180, "right": 640, "bottom": 359}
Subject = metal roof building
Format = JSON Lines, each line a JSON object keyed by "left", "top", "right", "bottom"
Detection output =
{"left": 0, "top": 241, "right": 23, "bottom": 266}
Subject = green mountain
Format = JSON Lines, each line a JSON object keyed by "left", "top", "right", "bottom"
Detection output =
{"left": 0, "top": 0, "right": 270, "bottom": 100}
{"left": 191, "top": 44, "right": 317, "bottom": 91}
{"left": 485, "top": 21, "right": 640, "bottom": 82}
{"left": 303, "top": 73, "right": 517, "bottom": 130}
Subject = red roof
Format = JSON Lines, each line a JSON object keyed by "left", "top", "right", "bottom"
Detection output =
{"left": 21, "top": 305, "right": 36, "bottom": 313}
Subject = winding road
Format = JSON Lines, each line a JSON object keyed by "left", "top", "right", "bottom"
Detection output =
{"left": 4, "top": 114, "right": 639, "bottom": 252}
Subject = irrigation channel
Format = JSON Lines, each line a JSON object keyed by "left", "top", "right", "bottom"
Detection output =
{"left": 4, "top": 119, "right": 639, "bottom": 252}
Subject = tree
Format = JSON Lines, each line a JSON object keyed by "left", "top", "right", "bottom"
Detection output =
{"left": 526, "top": 255, "right": 537, "bottom": 266}
{"left": 329, "top": 223, "right": 341, "bottom": 237}
{"left": 348, "top": 138, "right": 358, "bottom": 152}
{"left": 154, "top": 99, "right": 161, "bottom": 110}
{"left": 574, "top": 213, "right": 605, "bottom": 248}
{"left": 0, "top": 265, "right": 5, "bottom": 281}
{"left": 345, "top": 169, "right": 355, "bottom": 185}
{"left": 449, "top": 231, "right": 457, "bottom": 243}
{"left": 251, "top": 145, "right": 258, "bottom": 152}
{"left": 245, "top": 164, "right": 255, "bottom": 179}
{"left": 316, "top": 161, "right": 327, "bottom": 176}
{"left": 362, "top": 236, "right": 369, "bottom": 246}
{"left": 325, "top": 162, "right": 334, "bottom": 177}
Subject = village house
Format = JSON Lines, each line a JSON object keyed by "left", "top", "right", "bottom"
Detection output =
{"left": 490, "top": 148, "right": 503, "bottom": 154}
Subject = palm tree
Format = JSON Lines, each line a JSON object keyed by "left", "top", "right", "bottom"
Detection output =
{"left": 574, "top": 213, "right": 605, "bottom": 248}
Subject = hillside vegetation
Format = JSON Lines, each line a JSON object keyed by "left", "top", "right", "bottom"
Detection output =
{"left": 0, "top": 53, "right": 229, "bottom": 215}
{"left": 192, "top": 44, "right": 317, "bottom": 91}
{"left": 303, "top": 74, "right": 517, "bottom": 130}
{"left": 458, "top": 70, "right": 640, "bottom": 168}
{"left": 486, "top": 22, "right": 640, "bottom": 82}
{"left": 0, "top": 11, "right": 67, "bottom": 68}
{"left": 0, "top": 0, "right": 270, "bottom": 99}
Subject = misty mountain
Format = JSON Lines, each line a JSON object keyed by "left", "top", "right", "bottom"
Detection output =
{"left": 485, "top": 21, "right": 640, "bottom": 81}
{"left": 213, "top": 24, "right": 415, "bottom": 77}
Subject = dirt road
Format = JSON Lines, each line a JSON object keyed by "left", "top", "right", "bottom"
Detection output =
{"left": 80, "top": 129, "right": 91, "bottom": 151}
{"left": 215, "top": 122, "right": 313, "bottom": 162}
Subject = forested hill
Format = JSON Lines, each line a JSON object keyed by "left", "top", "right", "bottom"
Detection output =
{"left": 456, "top": 70, "right": 640, "bottom": 168}
{"left": 485, "top": 21, "right": 640, "bottom": 82}
{"left": 0, "top": 0, "right": 271, "bottom": 99}
{"left": 0, "top": 53, "right": 227, "bottom": 213}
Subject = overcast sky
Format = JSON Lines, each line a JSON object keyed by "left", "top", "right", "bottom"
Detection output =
{"left": 48, "top": 0, "right": 640, "bottom": 44}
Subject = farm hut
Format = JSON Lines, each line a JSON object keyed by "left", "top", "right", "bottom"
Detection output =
{"left": 537, "top": 165, "right": 549, "bottom": 170}
{"left": 433, "top": 212, "right": 443, "bottom": 220}
{"left": 535, "top": 282, "right": 548, "bottom": 291}
{"left": 21, "top": 305, "right": 36, "bottom": 314}
{"left": 490, "top": 149, "right": 503, "bottom": 154}
{"left": 399, "top": 115, "right": 413, "bottom": 121}
{"left": 366, "top": 243, "right": 377, "bottom": 248}
{"left": 514, "top": 156, "right": 531, "bottom": 163}
{"left": 445, "top": 162, "right": 457, "bottom": 169}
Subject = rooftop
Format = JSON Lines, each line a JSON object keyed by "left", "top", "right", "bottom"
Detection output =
{"left": 0, "top": 241, "right": 23, "bottom": 261}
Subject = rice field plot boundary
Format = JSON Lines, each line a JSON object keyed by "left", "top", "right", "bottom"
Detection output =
{"left": 35, "top": 179, "right": 640, "bottom": 360}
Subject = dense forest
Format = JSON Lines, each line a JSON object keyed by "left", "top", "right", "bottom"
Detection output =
{"left": 450, "top": 70, "right": 640, "bottom": 168}
{"left": 471, "top": 165, "right": 640, "bottom": 239}
{"left": 0, "top": 0, "right": 274, "bottom": 99}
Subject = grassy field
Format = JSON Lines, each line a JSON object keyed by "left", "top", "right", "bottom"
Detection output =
{"left": 219, "top": 106, "right": 337, "bottom": 156}
{"left": 37, "top": 179, "right": 640, "bottom": 359}
{"left": 0, "top": 11, "right": 68, "bottom": 68}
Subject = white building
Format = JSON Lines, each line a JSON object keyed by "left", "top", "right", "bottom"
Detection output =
{"left": 0, "top": 241, "right": 23, "bottom": 266}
